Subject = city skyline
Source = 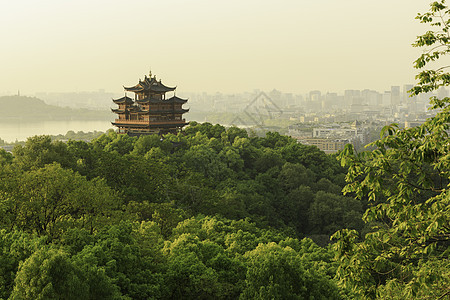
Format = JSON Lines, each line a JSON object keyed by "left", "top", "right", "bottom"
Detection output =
{"left": 1, "top": 0, "right": 431, "bottom": 95}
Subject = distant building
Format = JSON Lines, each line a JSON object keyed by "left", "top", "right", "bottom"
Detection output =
{"left": 0, "top": 145, "right": 14, "bottom": 153}
{"left": 111, "top": 73, "right": 189, "bottom": 136}
{"left": 361, "top": 89, "right": 380, "bottom": 107}
{"left": 296, "top": 137, "right": 347, "bottom": 154}
{"left": 311, "top": 121, "right": 367, "bottom": 146}
{"left": 391, "top": 86, "right": 401, "bottom": 106}
{"left": 405, "top": 120, "right": 426, "bottom": 128}
{"left": 344, "top": 90, "right": 361, "bottom": 108}
{"left": 382, "top": 91, "right": 391, "bottom": 107}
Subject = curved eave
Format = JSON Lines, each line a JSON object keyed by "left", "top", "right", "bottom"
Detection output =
{"left": 123, "top": 86, "right": 144, "bottom": 92}
{"left": 150, "top": 85, "right": 176, "bottom": 93}
{"left": 124, "top": 81, "right": 176, "bottom": 93}
{"left": 146, "top": 76, "right": 176, "bottom": 92}
{"left": 111, "top": 108, "right": 126, "bottom": 113}
{"left": 112, "top": 96, "right": 134, "bottom": 104}
{"left": 148, "top": 109, "right": 189, "bottom": 114}
{"left": 112, "top": 101, "right": 134, "bottom": 105}
{"left": 166, "top": 96, "right": 188, "bottom": 104}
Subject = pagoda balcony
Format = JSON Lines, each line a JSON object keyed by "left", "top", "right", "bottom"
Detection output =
{"left": 114, "top": 119, "right": 186, "bottom": 125}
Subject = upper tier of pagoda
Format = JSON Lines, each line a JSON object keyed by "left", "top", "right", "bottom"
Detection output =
{"left": 135, "top": 95, "right": 188, "bottom": 104}
{"left": 124, "top": 74, "right": 176, "bottom": 93}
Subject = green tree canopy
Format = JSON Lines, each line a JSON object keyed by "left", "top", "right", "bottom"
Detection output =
{"left": 10, "top": 248, "right": 89, "bottom": 300}
{"left": 13, "top": 135, "right": 75, "bottom": 171}
{"left": 333, "top": 1, "right": 450, "bottom": 298}
{"left": 0, "top": 163, "right": 121, "bottom": 237}
{"left": 241, "top": 242, "right": 340, "bottom": 300}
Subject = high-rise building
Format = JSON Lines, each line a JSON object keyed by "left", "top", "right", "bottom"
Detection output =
{"left": 403, "top": 84, "right": 414, "bottom": 101}
{"left": 391, "top": 86, "right": 400, "bottom": 106}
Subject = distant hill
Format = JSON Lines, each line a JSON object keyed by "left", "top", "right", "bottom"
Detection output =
{"left": 0, "top": 96, "right": 111, "bottom": 121}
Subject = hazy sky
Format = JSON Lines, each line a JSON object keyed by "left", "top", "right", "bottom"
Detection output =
{"left": 0, "top": 0, "right": 433, "bottom": 95}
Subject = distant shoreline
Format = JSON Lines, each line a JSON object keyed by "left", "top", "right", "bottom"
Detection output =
{"left": 0, "top": 95, "right": 112, "bottom": 122}
{"left": 0, "top": 120, "right": 112, "bottom": 144}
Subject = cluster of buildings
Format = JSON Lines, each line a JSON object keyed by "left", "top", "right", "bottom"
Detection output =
{"left": 187, "top": 84, "right": 444, "bottom": 119}
{"left": 288, "top": 121, "right": 367, "bottom": 154}
{"left": 303, "top": 85, "right": 443, "bottom": 118}
{"left": 185, "top": 85, "right": 444, "bottom": 153}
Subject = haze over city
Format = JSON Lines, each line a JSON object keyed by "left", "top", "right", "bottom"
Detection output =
{"left": 1, "top": 0, "right": 431, "bottom": 95}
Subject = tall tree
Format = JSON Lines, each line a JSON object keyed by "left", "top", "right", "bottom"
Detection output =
{"left": 10, "top": 248, "right": 89, "bottom": 300}
{"left": 13, "top": 135, "right": 75, "bottom": 170}
{"left": 333, "top": 1, "right": 450, "bottom": 298}
{"left": 240, "top": 242, "right": 340, "bottom": 300}
{"left": 2, "top": 163, "right": 121, "bottom": 237}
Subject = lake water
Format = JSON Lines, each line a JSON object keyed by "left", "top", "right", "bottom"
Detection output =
{"left": 0, "top": 120, "right": 113, "bottom": 143}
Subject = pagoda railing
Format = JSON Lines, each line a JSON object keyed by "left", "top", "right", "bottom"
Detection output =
{"left": 114, "top": 119, "right": 186, "bottom": 125}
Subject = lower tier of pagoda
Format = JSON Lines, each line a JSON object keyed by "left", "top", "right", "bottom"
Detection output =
{"left": 112, "top": 119, "right": 188, "bottom": 128}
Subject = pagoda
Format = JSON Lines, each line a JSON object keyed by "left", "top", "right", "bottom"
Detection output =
{"left": 111, "top": 72, "right": 189, "bottom": 136}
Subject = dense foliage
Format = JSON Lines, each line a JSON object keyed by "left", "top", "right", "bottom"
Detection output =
{"left": 333, "top": 1, "right": 450, "bottom": 299}
{"left": 0, "top": 123, "right": 356, "bottom": 299}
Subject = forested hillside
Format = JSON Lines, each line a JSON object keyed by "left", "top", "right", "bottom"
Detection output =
{"left": 0, "top": 96, "right": 111, "bottom": 121}
{"left": 0, "top": 123, "right": 360, "bottom": 299}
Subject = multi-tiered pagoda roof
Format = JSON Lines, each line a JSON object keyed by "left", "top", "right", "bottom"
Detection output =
{"left": 111, "top": 72, "right": 189, "bottom": 136}
{"left": 124, "top": 75, "right": 176, "bottom": 93}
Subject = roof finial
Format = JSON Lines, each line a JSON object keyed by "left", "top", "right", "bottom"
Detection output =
{"left": 149, "top": 69, "right": 152, "bottom": 78}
